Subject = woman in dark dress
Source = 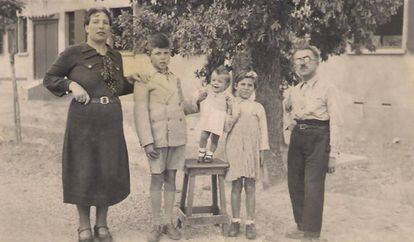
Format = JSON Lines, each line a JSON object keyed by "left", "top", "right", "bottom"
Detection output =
{"left": 44, "top": 8, "right": 135, "bottom": 242}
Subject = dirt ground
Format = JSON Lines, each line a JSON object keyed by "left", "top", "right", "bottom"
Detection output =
{"left": 1, "top": 81, "right": 414, "bottom": 242}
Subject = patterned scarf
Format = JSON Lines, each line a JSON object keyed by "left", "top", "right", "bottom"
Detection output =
{"left": 101, "top": 55, "right": 119, "bottom": 95}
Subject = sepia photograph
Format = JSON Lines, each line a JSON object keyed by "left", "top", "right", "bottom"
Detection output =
{"left": 0, "top": 0, "right": 413, "bottom": 241}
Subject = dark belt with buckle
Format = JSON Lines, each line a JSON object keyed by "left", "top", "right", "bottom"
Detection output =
{"left": 295, "top": 119, "right": 329, "bottom": 130}
{"left": 90, "top": 96, "right": 119, "bottom": 105}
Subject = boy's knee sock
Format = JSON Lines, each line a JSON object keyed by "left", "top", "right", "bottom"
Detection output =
{"left": 150, "top": 189, "right": 162, "bottom": 225}
{"left": 198, "top": 148, "right": 206, "bottom": 157}
{"left": 164, "top": 190, "right": 175, "bottom": 223}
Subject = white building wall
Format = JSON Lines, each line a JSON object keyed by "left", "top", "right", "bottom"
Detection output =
{"left": 318, "top": 52, "right": 414, "bottom": 142}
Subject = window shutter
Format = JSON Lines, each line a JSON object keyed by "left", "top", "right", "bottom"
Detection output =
{"left": 74, "top": 10, "right": 86, "bottom": 44}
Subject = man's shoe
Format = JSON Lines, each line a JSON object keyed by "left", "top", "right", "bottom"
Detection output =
{"left": 228, "top": 222, "right": 240, "bottom": 237}
{"left": 245, "top": 223, "right": 257, "bottom": 240}
{"left": 302, "top": 232, "right": 325, "bottom": 242}
{"left": 163, "top": 223, "right": 182, "bottom": 240}
{"left": 285, "top": 228, "right": 304, "bottom": 240}
{"left": 301, "top": 237, "right": 327, "bottom": 242}
{"left": 147, "top": 225, "right": 163, "bottom": 242}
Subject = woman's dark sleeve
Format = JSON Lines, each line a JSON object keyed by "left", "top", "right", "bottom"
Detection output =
{"left": 117, "top": 52, "right": 134, "bottom": 96}
{"left": 43, "top": 46, "right": 77, "bottom": 97}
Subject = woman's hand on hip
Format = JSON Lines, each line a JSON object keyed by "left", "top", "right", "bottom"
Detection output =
{"left": 69, "top": 81, "right": 90, "bottom": 105}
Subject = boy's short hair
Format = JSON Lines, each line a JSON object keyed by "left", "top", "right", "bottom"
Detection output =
{"left": 211, "top": 65, "right": 231, "bottom": 84}
{"left": 146, "top": 33, "right": 171, "bottom": 53}
{"left": 84, "top": 8, "right": 112, "bottom": 26}
{"left": 234, "top": 70, "right": 258, "bottom": 88}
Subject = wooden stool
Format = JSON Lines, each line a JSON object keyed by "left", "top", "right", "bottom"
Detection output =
{"left": 177, "top": 158, "right": 230, "bottom": 238}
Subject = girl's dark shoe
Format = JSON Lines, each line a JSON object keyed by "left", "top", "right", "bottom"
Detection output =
{"left": 163, "top": 223, "right": 182, "bottom": 240}
{"left": 78, "top": 227, "right": 93, "bottom": 242}
{"left": 245, "top": 223, "right": 257, "bottom": 240}
{"left": 94, "top": 225, "right": 113, "bottom": 242}
{"left": 228, "top": 222, "right": 240, "bottom": 237}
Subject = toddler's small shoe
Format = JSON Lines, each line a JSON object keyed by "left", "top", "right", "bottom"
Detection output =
{"left": 228, "top": 221, "right": 240, "bottom": 237}
{"left": 197, "top": 150, "right": 206, "bottom": 162}
{"left": 204, "top": 153, "right": 213, "bottom": 163}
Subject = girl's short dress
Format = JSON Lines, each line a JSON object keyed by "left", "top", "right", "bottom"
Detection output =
{"left": 225, "top": 97, "right": 269, "bottom": 181}
{"left": 198, "top": 87, "right": 230, "bottom": 137}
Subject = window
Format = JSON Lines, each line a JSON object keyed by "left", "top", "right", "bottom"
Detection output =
{"left": 373, "top": 5, "right": 404, "bottom": 49}
{"left": 7, "top": 26, "right": 17, "bottom": 54}
{"left": 347, "top": 0, "right": 407, "bottom": 55}
{"left": 66, "top": 11, "right": 75, "bottom": 46}
{"left": 110, "top": 7, "right": 132, "bottom": 51}
{"left": 18, "top": 16, "right": 28, "bottom": 53}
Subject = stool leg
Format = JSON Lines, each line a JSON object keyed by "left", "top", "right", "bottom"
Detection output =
{"left": 186, "top": 175, "right": 196, "bottom": 217}
{"left": 180, "top": 174, "right": 189, "bottom": 212}
{"left": 218, "top": 175, "right": 227, "bottom": 216}
{"left": 211, "top": 175, "right": 219, "bottom": 215}
{"left": 218, "top": 175, "right": 230, "bottom": 236}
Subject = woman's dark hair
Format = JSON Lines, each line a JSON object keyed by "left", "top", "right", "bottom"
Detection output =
{"left": 84, "top": 8, "right": 112, "bottom": 26}
{"left": 146, "top": 33, "right": 171, "bottom": 53}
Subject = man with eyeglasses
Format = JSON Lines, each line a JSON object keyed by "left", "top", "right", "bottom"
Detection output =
{"left": 284, "top": 45, "right": 343, "bottom": 241}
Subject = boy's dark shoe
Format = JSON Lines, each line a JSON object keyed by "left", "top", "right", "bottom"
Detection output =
{"left": 245, "top": 223, "right": 257, "bottom": 240}
{"left": 147, "top": 225, "right": 163, "bottom": 242}
{"left": 228, "top": 222, "right": 240, "bottom": 237}
{"left": 163, "top": 223, "right": 182, "bottom": 240}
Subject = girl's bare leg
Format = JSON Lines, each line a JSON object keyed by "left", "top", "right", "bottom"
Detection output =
{"left": 244, "top": 178, "right": 256, "bottom": 221}
{"left": 231, "top": 178, "right": 243, "bottom": 219}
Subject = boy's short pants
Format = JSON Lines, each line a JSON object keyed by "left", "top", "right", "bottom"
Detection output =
{"left": 148, "top": 145, "right": 186, "bottom": 174}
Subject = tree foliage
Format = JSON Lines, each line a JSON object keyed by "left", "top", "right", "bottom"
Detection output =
{"left": 0, "top": 0, "right": 24, "bottom": 33}
{"left": 116, "top": 0, "right": 402, "bottom": 82}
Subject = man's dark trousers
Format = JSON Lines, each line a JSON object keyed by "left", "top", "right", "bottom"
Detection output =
{"left": 287, "top": 125, "right": 330, "bottom": 237}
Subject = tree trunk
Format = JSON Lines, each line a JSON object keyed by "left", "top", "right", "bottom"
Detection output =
{"left": 251, "top": 44, "right": 286, "bottom": 186}
{"left": 9, "top": 42, "right": 22, "bottom": 144}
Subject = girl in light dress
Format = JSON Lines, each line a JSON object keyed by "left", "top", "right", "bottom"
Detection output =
{"left": 197, "top": 66, "right": 232, "bottom": 162}
{"left": 224, "top": 70, "right": 269, "bottom": 239}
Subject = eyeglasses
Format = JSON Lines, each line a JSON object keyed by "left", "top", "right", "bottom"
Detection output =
{"left": 294, "top": 56, "right": 314, "bottom": 65}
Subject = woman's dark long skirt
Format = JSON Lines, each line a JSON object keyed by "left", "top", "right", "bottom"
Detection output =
{"left": 62, "top": 99, "right": 130, "bottom": 206}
